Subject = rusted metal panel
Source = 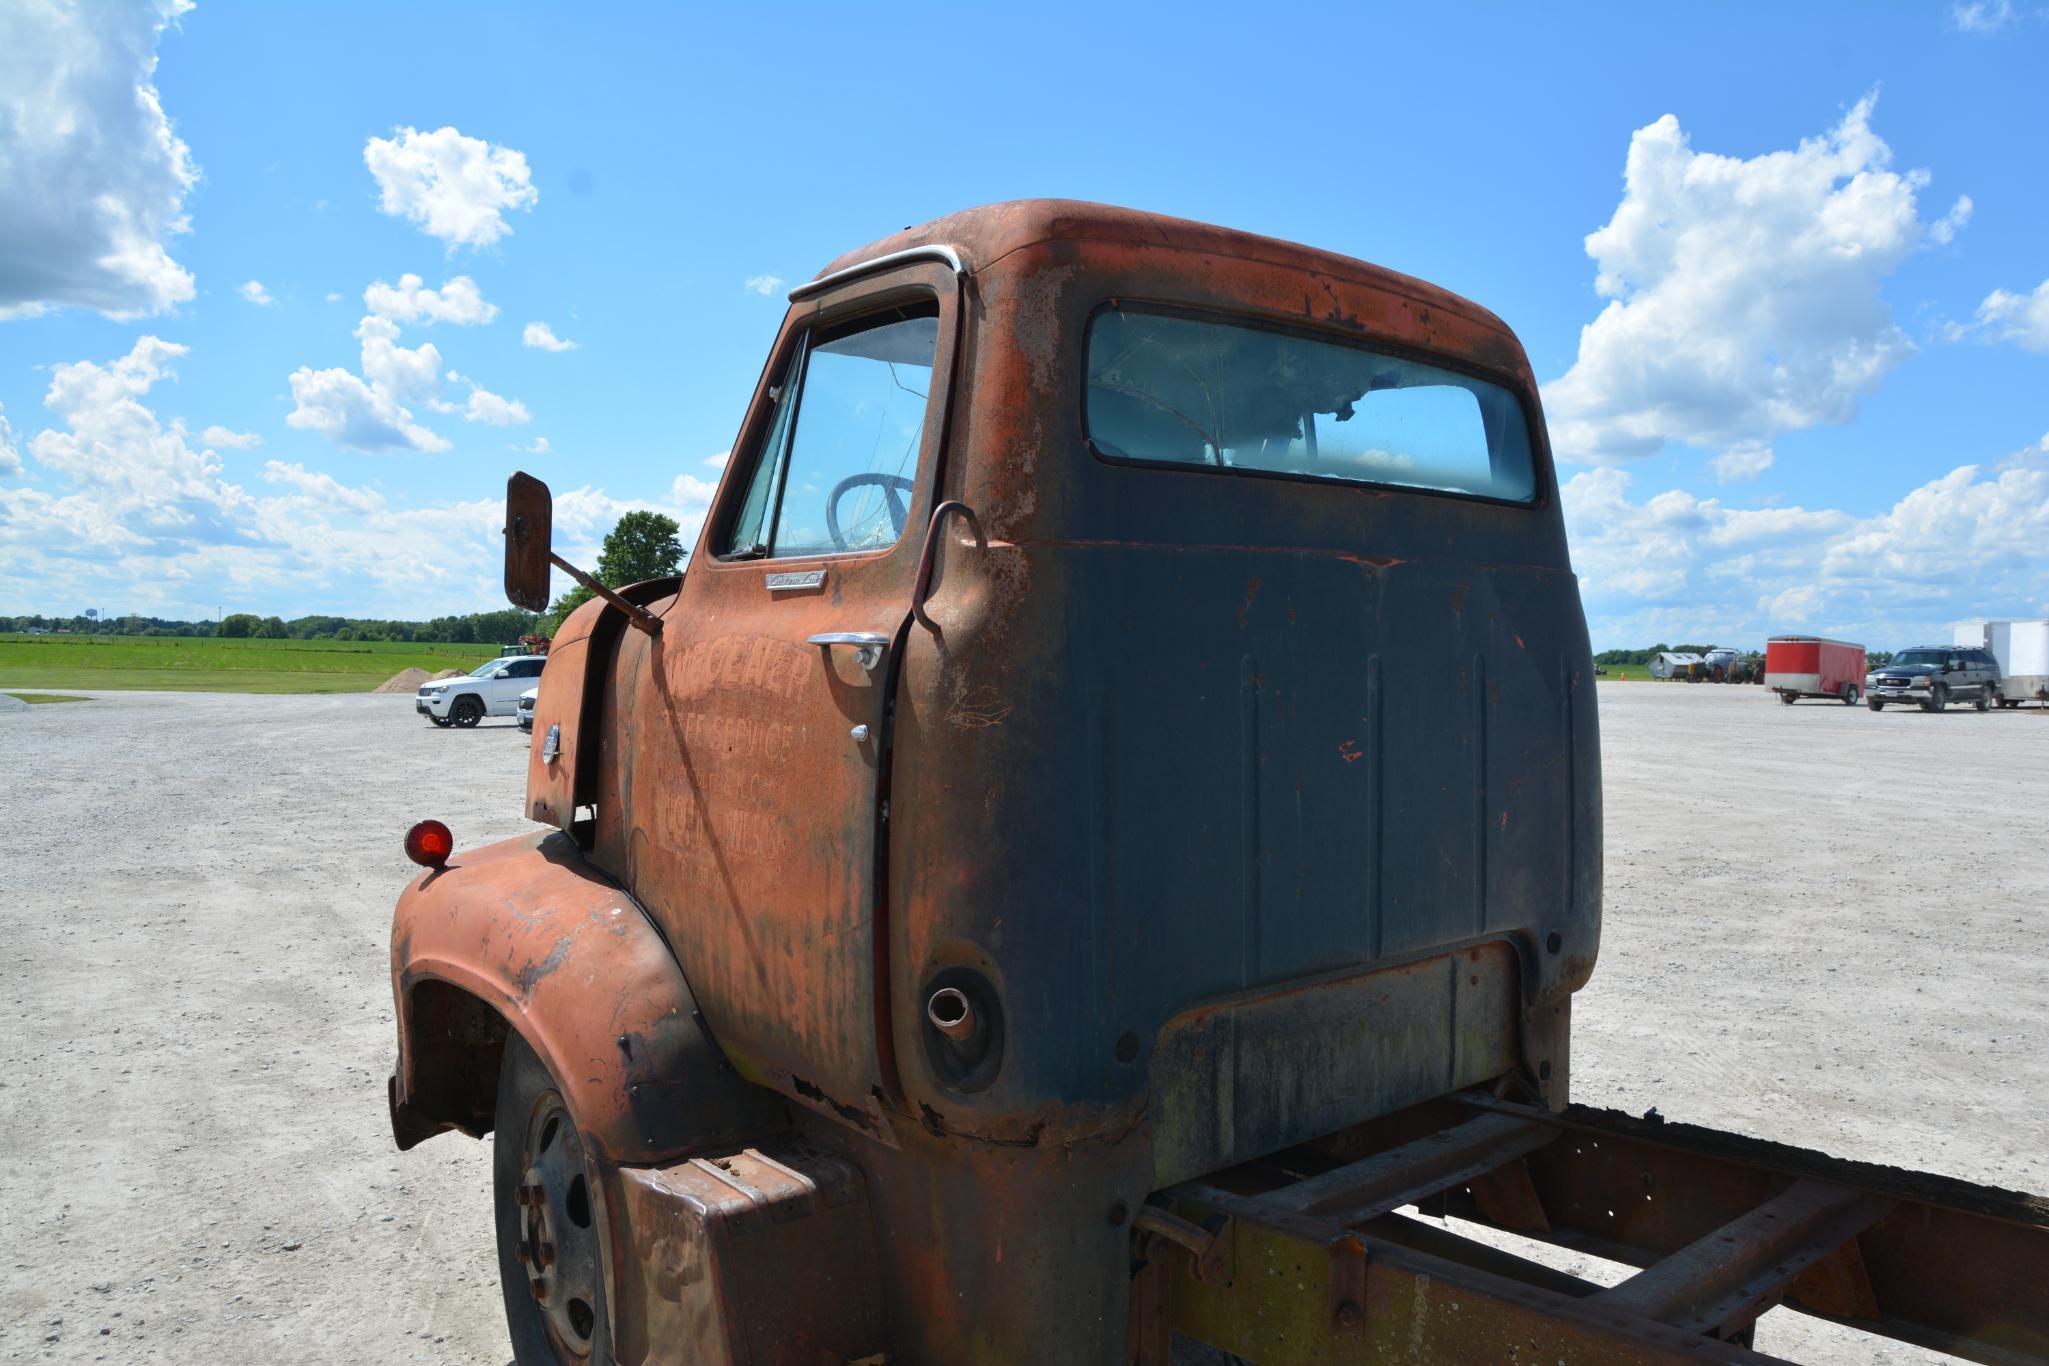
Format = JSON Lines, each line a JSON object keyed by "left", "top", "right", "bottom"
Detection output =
{"left": 1149, "top": 944, "right": 1520, "bottom": 1185}
{"left": 389, "top": 830, "right": 784, "bottom": 1163}
{"left": 884, "top": 220, "right": 1598, "bottom": 1160}
{"left": 524, "top": 594, "right": 605, "bottom": 829}
{"left": 609, "top": 1142, "right": 888, "bottom": 1366}
{"left": 589, "top": 259, "right": 967, "bottom": 1146}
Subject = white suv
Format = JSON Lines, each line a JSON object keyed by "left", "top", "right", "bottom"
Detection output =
{"left": 417, "top": 656, "right": 546, "bottom": 728}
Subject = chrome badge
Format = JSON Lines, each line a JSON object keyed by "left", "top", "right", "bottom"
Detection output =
{"left": 765, "top": 569, "right": 826, "bottom": 593}
{"left": 542, "top": 723, "right": 561, "bottom": 764}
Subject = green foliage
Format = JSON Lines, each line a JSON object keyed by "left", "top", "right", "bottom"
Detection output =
{"left": 218, "top": 612, "right": 261, "bottom": 638}
{"left": 597, "top": 510, "right": 685, "bottom": 587}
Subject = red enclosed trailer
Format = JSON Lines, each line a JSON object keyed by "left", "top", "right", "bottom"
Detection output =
{"left": 1765, "top": 634, "right": 1866, "bottom": 706}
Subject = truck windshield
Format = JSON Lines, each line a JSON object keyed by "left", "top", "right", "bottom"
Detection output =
{"left": 1893, "top": 650, "right": 1946, "bottom": 667}
{"left": 1086, "top": 307, "right": 1537, "bottom": 504}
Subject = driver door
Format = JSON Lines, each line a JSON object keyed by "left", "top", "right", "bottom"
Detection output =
{"left": 597, "top": 262, "right": 961, "bottom": 1139}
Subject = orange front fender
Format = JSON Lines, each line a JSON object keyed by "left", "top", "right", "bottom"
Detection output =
{"left": 389, "top": 830, "right": 783, "bottom": 1164}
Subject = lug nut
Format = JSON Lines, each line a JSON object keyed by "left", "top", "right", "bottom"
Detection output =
{"left": 538, "top": 1242, "right": 556, "bottom": 1268}
{"left": 529, "top": 1278, "right": 548, "bottom": 1301}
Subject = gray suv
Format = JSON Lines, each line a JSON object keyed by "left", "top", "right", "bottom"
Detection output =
{"left": 1867, "top": 646, "right": 2001, "bottom": 713}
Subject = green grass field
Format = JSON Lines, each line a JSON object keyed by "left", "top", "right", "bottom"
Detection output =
{"left": 1598, "top": 664, "right": 1653, "bottom": 681}
{"left": 0, "top": 634, "right": 502, "bottom": 694}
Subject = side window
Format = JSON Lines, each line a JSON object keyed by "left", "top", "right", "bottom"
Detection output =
{"left": 721, "top": 302, "right": 939, "bottom": 559}
{"left": 515, "top": 660, "right": 544, "bottom": 679}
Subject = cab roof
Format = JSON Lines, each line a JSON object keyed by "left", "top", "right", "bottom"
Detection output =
{"left": 807, "top": 199, "right": 1517, "bottom": 344}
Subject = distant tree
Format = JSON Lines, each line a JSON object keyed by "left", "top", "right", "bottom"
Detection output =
{"left": 546, "top": 511, "right": 685, "bottom": 633}
{"left": 218, "top": 613, "right": 261, "bottom": 638}
{"left": 256, "top": 616, "right": 288, "bottom": 639}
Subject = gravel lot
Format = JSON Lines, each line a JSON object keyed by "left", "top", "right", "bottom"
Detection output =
{"left": 1, "top": 684, "right": 2043, "bottom": 1363}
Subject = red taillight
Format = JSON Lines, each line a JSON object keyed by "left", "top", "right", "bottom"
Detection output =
{"left": 404, "top": 819, "right": 454, "bottom": 868}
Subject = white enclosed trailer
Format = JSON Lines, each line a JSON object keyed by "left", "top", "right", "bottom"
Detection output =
{"left": 1954, "top": 618, "right": 2049, "bottom": 706}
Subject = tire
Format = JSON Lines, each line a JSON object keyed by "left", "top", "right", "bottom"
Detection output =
{"left": 1841, "top": 686, "right": 1860, "bottom": 707}
{"left": 452, "top": 695, "right": 486, "bottom": 728}
{"left": 1867, "top": 698, "right": 1884, "bottom": 711}
{"left": 430, "top": 715, "right": 453, "bottom": 729}
{"left": 495, "top": 1032, "right": 611, "bottom": 1364}
{"left": 1924, "top": 685, "right": 1947, "bottom": 714}
{"left": 1975, "top": 689, "right": 1991, "bottom": 713}
{"left": 1778, "top": 691, "right": 1796, "bottom": 706}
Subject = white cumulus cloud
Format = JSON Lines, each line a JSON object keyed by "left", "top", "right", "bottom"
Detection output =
{"left": 0, "top": 402, "right": 21, "bottom": 476}
{"left": 744, "top": 274, "right": 785, "bottom": 296}
{"left": 12, "top": 337, "right": 250, "bottom": 546}
{"left": 1960, "top": 279, "right": 2049, "bottom": 352}
{"left": 522, "top": 320, "right": 576, "bottom": 351}
{"left": 0, "top": 0, "right": 198, "bottom": 319}
{"left": 364, "top": 273, "right": 497, "bottom": 325}
{"left": 1708, "top": 441, "right": 1775, "bottom": 482}
{"left": 1543, "top": 94, "right": 1965, "bottom": 475}
{"left": 237, "top": 280, "right": 273, "bottom": 306}
{"left": 0, "top": 336, "right": 706, "bottom": 621}
{"left": 1563, "top": 441, "right": 2049, "bottom": 649}
{"left": 364, "top": 125, "right": 537, "bottom": 251}
{"left": 1950, "top": 0, "right": 2017, "bottom": 32}
{"left": 286, "top": 315, "right": 450, "bottom": 452}
{"left": 200, "top": 425, "right": 261, "bottom": 449}
{"left": 460, "top": 385, "right": 530, "bottom": 427}
{"left": 520, "top": 436, "right": 551, "bottom": 455}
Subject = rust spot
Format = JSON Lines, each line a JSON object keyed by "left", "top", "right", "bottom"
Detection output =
{"left": 1451, "top": 582, "right": 1468, "bottom": 615}
{"left": 1338, "top": 739, "right": 1363, "bottom": 764}
{"left": 1238, "top": 576, "right": 1263, "bottom": 627}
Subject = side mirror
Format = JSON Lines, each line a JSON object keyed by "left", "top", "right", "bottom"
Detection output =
{"left": 504, "top": 471, "right": 554, "bottom": 611}
{"left": 493, "top": 669, "right": 511, "bottom": 680}
{"left": 503, "top": 468, "right": 664, "bottom": 637}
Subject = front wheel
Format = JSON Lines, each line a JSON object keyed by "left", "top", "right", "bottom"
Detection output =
{"left": 1924, "top": 685, "right": 1948, "bottom": 714}
{"left": 452, "top": 695, "right": 485, "bottom": 728}
{"left": 430, "top": 714, "right": 453, "bottom": 729}
{"left": 495, "top": 1032, "right": 611, "bottom": 1364}
{"left": 1841, "top": 685, "right": 1860, "bottom": 707}
{"left": 1975, "top": 689, "right": 1992, "bottom": 713}
{"left": 1868, "top": 698, "right": 1884, "bottom": 711}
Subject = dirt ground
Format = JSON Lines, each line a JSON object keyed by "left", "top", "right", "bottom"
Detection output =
{"left": 1, "top": 684, "right": 2043, "bottom": 1363}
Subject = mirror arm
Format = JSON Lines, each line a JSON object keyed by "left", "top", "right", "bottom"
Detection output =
{"left": 550, "top": 552, "right": 664, "bottom": 637}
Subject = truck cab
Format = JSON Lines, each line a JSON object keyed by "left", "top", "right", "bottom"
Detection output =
{"left": 387, "top": 200, "right": 1602, "bottom": 1363}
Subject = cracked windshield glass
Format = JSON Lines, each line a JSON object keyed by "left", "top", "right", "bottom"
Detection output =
{"left": 726, "top": 307, "right": 938, "bottom": 558}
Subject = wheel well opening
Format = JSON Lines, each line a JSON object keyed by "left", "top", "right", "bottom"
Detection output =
{"left": 402, "top": 980, "right": 512, "bottom": 1143}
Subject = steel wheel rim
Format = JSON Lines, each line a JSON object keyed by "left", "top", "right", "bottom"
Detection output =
{"left": 515, "top": 1093, "right": 601, "bottom": 1359}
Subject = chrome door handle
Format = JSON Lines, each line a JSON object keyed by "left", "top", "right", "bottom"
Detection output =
{"left": 808, "top": 632, "right": 889, "bottom": 672}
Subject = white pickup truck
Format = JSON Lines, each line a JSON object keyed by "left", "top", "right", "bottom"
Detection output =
{"left": 416, "top": 655, "right": 546, "bottom": 728}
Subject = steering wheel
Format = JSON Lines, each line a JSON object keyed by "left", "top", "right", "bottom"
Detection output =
{"left": 825, "top": 473, "right": 915, "bottom": 551}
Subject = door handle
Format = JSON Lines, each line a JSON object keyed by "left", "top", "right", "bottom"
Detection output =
{"left": 912, "top": 500, "right": 985, "bottom": 635}
{"left": 808, "top": 632, "right": 889, "bottom": 672}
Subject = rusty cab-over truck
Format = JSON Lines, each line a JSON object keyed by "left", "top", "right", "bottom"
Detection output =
{"left": 387, "top": 201, "right": 2049, "bottom": 1365}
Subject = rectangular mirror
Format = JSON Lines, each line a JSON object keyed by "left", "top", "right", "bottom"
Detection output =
{"left": 504, "top": 471, "right": 553, "bottom": 611}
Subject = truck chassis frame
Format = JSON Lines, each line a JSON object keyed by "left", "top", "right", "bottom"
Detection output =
{"left": 1134, "top": 1092, "right": 2049, "bottom": 1364}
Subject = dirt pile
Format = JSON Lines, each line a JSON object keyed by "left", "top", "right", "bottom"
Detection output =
{"left": 429, "top": 668, "right": 465, "bottom": 680}
{"left": 372, "top": 667, "right": 431, "bottom": 694}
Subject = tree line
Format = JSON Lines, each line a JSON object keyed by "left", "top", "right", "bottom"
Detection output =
{"left": 3, "top": 511, "right": 688, "bottom": 646}
{"left": 1, "top": 608, "right": 543, "bottom": 645}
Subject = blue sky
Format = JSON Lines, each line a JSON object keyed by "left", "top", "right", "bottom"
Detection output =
{"left": 1, "top": 1, "right": 2045, "bottom": 650}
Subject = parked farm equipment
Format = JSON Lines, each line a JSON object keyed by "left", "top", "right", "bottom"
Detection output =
{"left": 383, "top": 202, "right": 2049, "bottom": 1363}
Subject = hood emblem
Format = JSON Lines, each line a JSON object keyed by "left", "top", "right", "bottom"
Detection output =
{"left": 542, "top": 723, "right": 561, "bottom": 764}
